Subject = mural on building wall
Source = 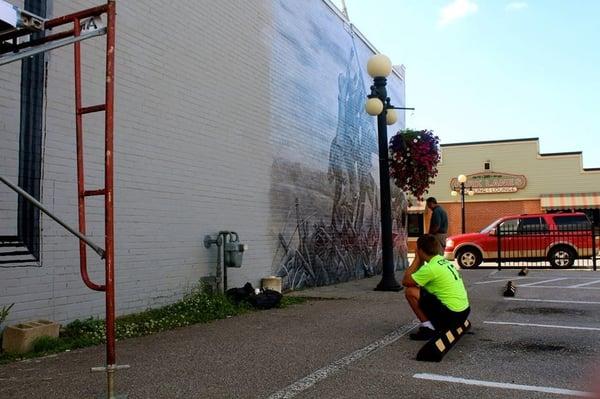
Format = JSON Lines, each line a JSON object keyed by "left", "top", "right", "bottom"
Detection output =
{"left": 270, "top": 0, "right": 408, "bottom": 290}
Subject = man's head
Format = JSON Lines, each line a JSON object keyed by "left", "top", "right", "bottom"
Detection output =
{"left": 416, "top": 234, "right": 441, "bottom": 261}
{"left": 426, "top": 197, "right": 437, "bottom": 211}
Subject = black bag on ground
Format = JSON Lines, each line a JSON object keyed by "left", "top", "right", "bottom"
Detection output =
{"left": 248, "top": 289, "right": 282, "bottom": 310}
{"left": 226, "top": 282, "right": 254, "bottom": 304}
{"left": 226, "top": 283, "right": 282, "bottom": 309}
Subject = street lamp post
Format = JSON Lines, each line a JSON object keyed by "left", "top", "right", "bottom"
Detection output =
{"left": 364, "top": 54, "right": 413, "bottom": 292}
{"left": 451, "top": 174, "right": 474, "bottom": 234}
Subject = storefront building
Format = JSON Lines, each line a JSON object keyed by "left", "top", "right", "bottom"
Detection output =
{"left": 407, "top": 138, "right": 600, "bottom": 250}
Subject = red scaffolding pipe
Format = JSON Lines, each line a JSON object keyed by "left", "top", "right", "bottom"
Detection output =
{"left": 2, "top": 0, "right": 118, "bottom": 379}
{"left": 1, "top": 1, "right": 119, "bottom": 395}
{"left": 38, "top": 1, "right": 118, "bottom": 395}
{"left": 71, "top": 0, "right": 118, "bottom": 387}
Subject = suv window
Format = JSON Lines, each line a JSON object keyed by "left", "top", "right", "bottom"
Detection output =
{"left": 499, "top": 218, "right": 519, "bottom": 234}
{"left": 553, "top": 215, "right": 591, "bottom": 231}
{"left": 519, "top": 217, "right": 548, "bottom": 233}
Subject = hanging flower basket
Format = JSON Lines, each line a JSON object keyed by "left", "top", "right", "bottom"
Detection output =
{"left": 389, "top": 129, "right": 441, "bottom": 200}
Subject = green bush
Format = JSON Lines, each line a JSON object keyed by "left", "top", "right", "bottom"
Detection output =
{"left": 31, "top": 336, "right": 66, "bottom": 353}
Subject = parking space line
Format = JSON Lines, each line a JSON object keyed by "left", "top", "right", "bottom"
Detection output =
{"left": 413, "top": 373, "right": 592, "bottom": 397}
{"left": 519, "top": 278, "right": 570, "bottom": 287}
{"left": 484, "top": 321, "right": 600, "bottom": 331}
{"left": 505, "top": 298, "right": 600, "bottom": 305}
{"left": 266, "top": 322, "right": 418, "bottom": 399}
{"left": 517, "top": 285, "right": 600, "bottom": 290}
{"left": 475, "top": 277, "right": 530, "bottom": 285}
{"left": 568, "top": 279, "right": 600, "bottom": 288}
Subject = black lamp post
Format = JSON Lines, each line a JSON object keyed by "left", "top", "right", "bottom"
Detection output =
{"left": 365, "top": 54, "right": 413, "bottom": 292}
{"left": 451, "top": 174, "right": 474, "bottom": 234}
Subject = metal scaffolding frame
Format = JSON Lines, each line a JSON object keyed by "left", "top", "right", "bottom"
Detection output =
{"left": 0, "top": 1, "right": 123, "bottom": 397}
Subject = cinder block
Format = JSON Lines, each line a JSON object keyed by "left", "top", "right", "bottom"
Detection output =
{"left": 2, "top": 320, "right": 60, "bottom": 354}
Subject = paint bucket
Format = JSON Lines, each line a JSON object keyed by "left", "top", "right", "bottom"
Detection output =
{"left": 261, "top": 276, "right": 282, "bottom": 293}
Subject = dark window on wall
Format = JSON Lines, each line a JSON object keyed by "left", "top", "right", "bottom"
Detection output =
{"left": 407, "top": 214, "right": 424, "bottom": 237}
{"left": 17, "top": 0, "right": 48, "bottom": 259}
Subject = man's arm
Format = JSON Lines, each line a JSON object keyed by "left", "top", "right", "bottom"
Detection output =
{"left": 428, "top": 208, "right": 440, "bottom": 234}
{"left": 402, "top": 252, "right": 422, "bottom": 287}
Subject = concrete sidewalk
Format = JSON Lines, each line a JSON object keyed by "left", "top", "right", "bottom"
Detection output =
{"left": 0, "top": 275, "right": 414, "bottom": 399}
{"left": 286, "top": 275, "right": 403, "bottom": 300}
{"left": 1, "top": 269, "right": 599, "bottom": 398}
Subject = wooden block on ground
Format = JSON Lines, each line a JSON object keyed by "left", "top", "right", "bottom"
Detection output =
{"left": 416, "top": 319, "right": 471, "bottom": 362}
{"left": 504, "top": 281, "right": 516, "bottom": 297}
{"left": 2, "top": 320, "right": 60, "bottom": 354}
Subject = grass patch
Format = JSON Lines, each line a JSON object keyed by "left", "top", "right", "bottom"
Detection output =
{"left": 279, "top": 296, "right": 307, "bottom": 307}
{"left": 0, "top": 287, "right": 306, "bottom": 364}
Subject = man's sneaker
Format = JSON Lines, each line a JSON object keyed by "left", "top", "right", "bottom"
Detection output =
{"left": 410, "top": 327, "right": 436, "bottom": 341}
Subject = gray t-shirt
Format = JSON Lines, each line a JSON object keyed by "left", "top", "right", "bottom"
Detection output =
{"left": 429, "top": 205, "right": 448, "bottom": 234}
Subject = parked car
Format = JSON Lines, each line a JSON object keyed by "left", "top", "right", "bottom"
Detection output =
{"left": 444, "top": 213, "right": 597, "bottom": 268}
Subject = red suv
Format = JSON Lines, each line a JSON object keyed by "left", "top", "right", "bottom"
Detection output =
{"left": 444, "top": 213, "right": 597, "bottom": 268}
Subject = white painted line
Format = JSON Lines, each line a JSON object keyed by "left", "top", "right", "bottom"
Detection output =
{"left": 506, "top": 298, "right": 600, "bottom": 305}
{"left": 475, "top": 277, "right": 530, "bottom": 285}
{"left": 517, "top": 285, "right": 600, "bottom": 290}
{"left": 568, "top": 279, "right": 600, "bottom": 288}
{"left": 266, "top": 322, "right": 418, "bottom": 399}
{"left": 484, "top": 321, "right": 600, "bottom": 331}
{"left": 413, "top": 373, "right": 592, "bottom": 397}
{"left": 519, "top": 277, "right": 570, "bottom": 287}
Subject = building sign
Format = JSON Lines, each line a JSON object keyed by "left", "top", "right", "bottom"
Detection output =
{"left": 450, "top": 172, "right": 527, "bottom": 194}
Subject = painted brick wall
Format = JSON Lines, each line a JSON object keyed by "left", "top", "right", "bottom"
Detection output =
{"left": 267, "top": 1, "right": 406, "bottom": 289}
{"left": 0, "top": 0, "right": 406, "bottom": 324}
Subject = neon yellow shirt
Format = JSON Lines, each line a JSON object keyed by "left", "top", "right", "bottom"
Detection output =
{"left": 412, "top": 255, "right": 469, "bottom": 312}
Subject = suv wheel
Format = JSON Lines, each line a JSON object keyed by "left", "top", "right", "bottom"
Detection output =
{"left": 548, "top": 246, "right": 576, "bottom": 268}
{"left": 456, "top": 247, "right": 482, "bottom": 268}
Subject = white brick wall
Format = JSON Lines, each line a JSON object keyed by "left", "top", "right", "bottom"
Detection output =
{"left": 0, "top": 0, "right": 405, "bottom": 324}
{"left": 1, "top": 0, "right": 276, "bottom": 324}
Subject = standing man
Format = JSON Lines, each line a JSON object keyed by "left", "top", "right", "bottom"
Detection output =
{"left": 402, "top": 234, "right": 470, "bottom": 340}
{"left": 426, "top": 197, "right": 448, "bottom": 255}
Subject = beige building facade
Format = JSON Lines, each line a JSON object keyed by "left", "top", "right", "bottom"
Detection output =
{"left": 407, "top": 138, "right": 600, "bottom": 248}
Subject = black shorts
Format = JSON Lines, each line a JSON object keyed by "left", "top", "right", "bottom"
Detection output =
{"left": 419, "top": 288, "right": 470, "bottom": 331}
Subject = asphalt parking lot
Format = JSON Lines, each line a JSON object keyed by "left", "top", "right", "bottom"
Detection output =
{"left": 1, "top": 269, "right": 600, "bottom": 398}
{"left": 275, "top": 269, "right": 600, "bottom": 398}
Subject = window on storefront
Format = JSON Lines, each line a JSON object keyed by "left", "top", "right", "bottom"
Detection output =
{"left": 579, "top": 209, "right": 600, "bottom": 228}
{"left": 407, "top": 214, "right": 424, "bottom": 237}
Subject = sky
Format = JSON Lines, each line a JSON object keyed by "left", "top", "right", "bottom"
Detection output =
{"left": 330, "top": 0, "right": 600, "bottom": 167}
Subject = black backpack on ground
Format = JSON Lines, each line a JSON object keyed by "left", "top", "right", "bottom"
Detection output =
{"left": 249, "top": 289, "right": 282, "bottom": 310}
{"left": 226, "top": 282, "right": 282, "bottom": 309}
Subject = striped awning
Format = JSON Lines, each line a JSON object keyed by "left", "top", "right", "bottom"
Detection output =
{"left": 540, "top": 193, "right": 600, "bottom": 210}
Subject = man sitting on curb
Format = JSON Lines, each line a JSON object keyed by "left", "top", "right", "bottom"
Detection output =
{"left": 402, "top": 234, "right": 470, "bottom": 340}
